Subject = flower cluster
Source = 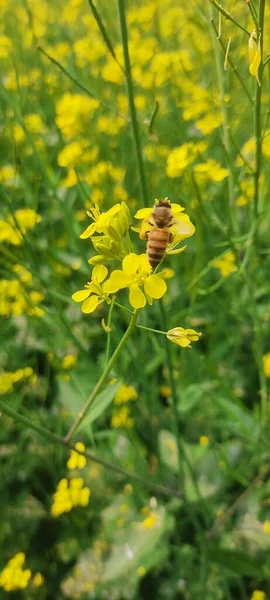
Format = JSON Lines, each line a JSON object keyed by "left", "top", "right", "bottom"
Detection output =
{"left": 72, "top": 198, "right": 196, "bottom": 312}
{"left": 0, "top": 553, "right": 43, "bottom": 592}
{"left": 212, "top": 251, "right": 237, "bottom": 278}
{"left": 111, "top": 384, "right": 138, "bottom": 429}
{"left": 0, "top": 367, "right": 36, "bottom": 395}
{"left": 0, "top": 209, "right": 41, "bottom": 246}
{"left": 67, "top": 442, "right": 87, "bottom": 471}
{"left": 51, "top": 477, "right": 90, "bottom": 517}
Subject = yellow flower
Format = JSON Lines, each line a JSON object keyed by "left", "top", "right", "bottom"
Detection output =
{"left": 167, "top": 327, "right": 201, "bottom": 348}
{"left": 263, "top": 353, "right": 270, "bottom": 377}
{"left": 194, "top": 160, "right": 229, "bottom": 182}
{"left": 0, "top": 553, "right": 31, "bottom": 592}
{"left": 72, "top": 265, "right": 111, "bottom": 314}
{"left": 67, "top": 442, "right": 87, "bottom": 470}
{"left": 51, "top": 477, "right": 90, "bottom": 517}
{"left": 199, "top": 435, "right": 209, "bottom": 446}
{"left": 137, "top": 566, "right": 146, "bottom": 577}
{"left": 140, "top": 511, "right": 161, "bottom": 529}
{"left": 249, "top": 30, "right": 261, "bottom": 79}
{"left": 263, "top": 520, "right": 270, "bottom": 533}
{"left": 114, "top": 384, "right": 137, "bottom": 404}
{"left": 111, "top": 406, "right": 134, "bottom": 429}
{"left": 80, "top": 204, "right": 121, "bottom": 239}
{"left": 32, "top": 572, "right": 44, "bottom": 587}
{"left": 212, "top": 251, "right": 237, "bottom": 278}
{"left": 103, "top": 253, "right": 167, "bottom": 309}
{"left": 61, "top": 354, "right": 77, "bottom": 369}
{"left": 250, "top": 591, "right": 265, "bottom": 600}
{"left": 160, "top": 385, "right": 172, "bottom": 398}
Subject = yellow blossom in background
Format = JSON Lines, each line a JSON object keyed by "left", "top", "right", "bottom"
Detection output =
{"left": 0, "top": 367, "right": 34, "bottom": 394}
{"left": 263, "top": 520, "right": 270, "bottom": 533}
{"left": 212, "top": 251, "right": 237, "bottom": 278}
{"left": 32, "top": 572, "right": 44, "bottom": 587}
{"left": 140, "top": 511, "right": 161, "bottom": 529}
{"left": 0, "top": 553, "right": 31, "bottom": 592}
{"left": 137, "top": 566, "right": 146, "bottom": 577}
{"left": 167, "top": 327, "right": 201, "bottom": 348}
{"left": 51, "top": 477, "right": 90, "bottom": 517}
{"left": 61, "top": 355, "right": 77, "bottom": 369}
{"left": 250, "top": 591, "right": 265, "bottom": 600}
{"left": 194, "top": 160, "right": 229, "bottom": 183}
{"left": 55, "top": 93, "right": 99, "bottom": 140}
{"left": 263, "top": 353, "right": 270, "bottom": 377}
{"left": 111, "top": 406, "right": 134, "bottom": 429}
{"left": 160, "top": 385, "right": 172, "bottom": 398}
{"left": 199, "top": 435, "right": 209, "bottom": 446}
{"left": 67, "top": 442, "right": 87, "bottom": 470}
{"left": 0, "top": 35, "right": 12, "bottom": 58}
{"left": 72, "top": 265, "right": 111, "bottom": 314}
{"left": 249, "top": 30, "right": 261, "bottom": 79}
{"left": 104, "top": 253, "right": 167, "bottom": 309}
{"left": 114, "top": 384, "right": 138, "bottom": 404}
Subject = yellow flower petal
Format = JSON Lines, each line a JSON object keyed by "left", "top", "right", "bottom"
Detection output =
{"left": 81, "top": 295, "right": 99, "bottom": 313}
{"left": 129, "top": 284, "right": 146, "bottom": 308}
{"left": 144, "top": 275, "right": 167, "bottom": 299}
{"left": 171, "top": 203, "right": 185, "bottom": 213}
{"left": 134, "top": 208, "right": 152, "bottom": 220}
{"left": 122, "top": 253, "right": 140, "bottom": 275}
{"left": 80, "top": 222, "right": 96, "bottom": 239}
{"left": 103, "top": 271, "right": 131, "bottom": 293}
{"left": 72, "top": 289, "right": 90, "bottom": 302}
{"left": 92, "top": 264, "right": 108, "bottom": 283}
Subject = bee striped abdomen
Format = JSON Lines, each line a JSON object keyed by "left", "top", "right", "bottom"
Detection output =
{"left": 147, "top": 229, "right": 171, "bottom": 268}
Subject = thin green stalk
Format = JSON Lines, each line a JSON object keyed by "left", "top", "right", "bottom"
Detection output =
{"left": 0, "top": 400, "right": 183, "bottom": 500}
{"left": 210, "top": 20, "right": 253, "bottom": 104}
{"left": 88, "top": 0, "right": 124, "bottom": 73}
{"left": 105, "top": 297, "right": 115, "bottom": 364}
{"left": 117, "top": 0, "right": 148, "bottom": 208}
{"left": 208, "top": 0, "right": 251, "bottom": 37}
{"left": 37, "top": 46, "right": 126, "bottom": 121}
{"left": 63, "top": 309, "right": 139, "bottom": 442}
{"left": 210, "top": 11, "right": 236, "bottom": 235}
{"left": 137, "top": 324, "right": 167, "bottom": 335}
{"left": 253, "top": 0, "right": 266, "bottom": 218}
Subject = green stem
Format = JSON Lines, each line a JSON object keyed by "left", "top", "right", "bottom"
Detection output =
{"left": 208, "top": 0, "right": 251, "bottom": 37}
{"left": 0, "top": 400, "right": 182, "bottom": 499}
{"left": 117, "top": 0, "right": 148, "bottom": 208}
{"left": 63, "top": 309, "right": 139, "bottom": 442}
{"left": 210, "top": 20, "right": 253, "bottom": 104}
{"left": 137, "top": 324, "right": 167, "bottom": 335}
{"left": 253, "top": 0, "right": 266, "bottom": 218}
{"left": 105, "top": 297, "right": 115, "bottom": 364}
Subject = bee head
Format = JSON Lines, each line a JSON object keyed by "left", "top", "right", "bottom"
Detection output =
{"left": 154, "top": 197, "right": 171, "bottom": 208}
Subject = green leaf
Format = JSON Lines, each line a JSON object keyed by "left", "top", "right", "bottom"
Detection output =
{"left": 78, "top": 380, "right": 121, "bottom": 430}
{"left": 177, "top": 381, "right": 216, "bottom": 413}
{"left": 215, "top": 396, "right": 259, "bottom": 439}
{"left": 208, "top": 547, "right": 263, "bottom": 577}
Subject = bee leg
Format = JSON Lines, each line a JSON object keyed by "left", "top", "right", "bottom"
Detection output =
{"left": 169, "top": 233, "right": 174, "bottom": 242}
{"left": 140, "top": 230, "right": 149, "bottom": 240}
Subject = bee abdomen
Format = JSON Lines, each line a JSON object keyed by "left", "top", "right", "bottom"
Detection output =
{"left": 147, "top": 229, "right": 170, "bottom": 268}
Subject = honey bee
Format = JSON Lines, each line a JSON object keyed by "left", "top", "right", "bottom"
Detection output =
{"left": 134, "top": 198, "right": 195, "bottom": 269}
{"left": 142, "top": 198, "right": 174, "bottom": 268}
